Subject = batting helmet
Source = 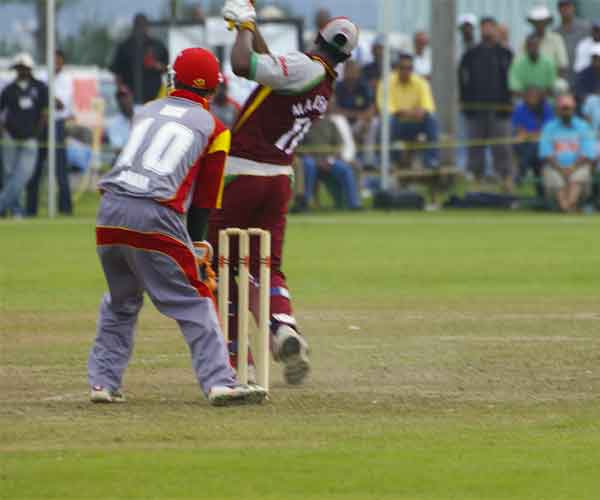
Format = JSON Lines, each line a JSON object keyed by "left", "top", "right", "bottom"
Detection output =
{"left": 173, "top": 48, "right": 222, "bottom": 91}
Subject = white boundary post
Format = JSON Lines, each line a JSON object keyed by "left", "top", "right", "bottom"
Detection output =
{"left": 47, "top": 0, "right": 56, "bottom": 217}
{"left": 379, "top": 0, "right": 392, "bottom": 191}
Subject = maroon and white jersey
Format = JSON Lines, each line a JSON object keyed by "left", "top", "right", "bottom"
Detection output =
{"left": 227, "top": 51, "right": 336, "bottom": 174}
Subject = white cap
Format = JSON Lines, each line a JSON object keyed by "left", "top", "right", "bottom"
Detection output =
{"left": 527, "top": 5, "right": 553, "bottom": 22}
{"left": 11, "top": 52, "right": 34, "bottom": 69}
{"left": 319, "top": 17, "right": 360, "bottom": 56}
{"left": 590, "top": 43, "right": 600, "bottom": 57}
{"left": 458, "top": 13, "right": 477, "bottom": 27}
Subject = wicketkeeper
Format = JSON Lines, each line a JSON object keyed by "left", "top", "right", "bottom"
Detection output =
{"left": 88, "top": 47, "right": 267, "bottom": 406}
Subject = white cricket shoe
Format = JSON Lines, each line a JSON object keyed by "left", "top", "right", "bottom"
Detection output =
{"left": 208, "top": 383, "right": 268, "bottom": 407}
{"left": 90, "top": 385, "right": 126, "bottom": 403}
{"left": 273, "top": 325, "right": 310, "bottom": 385}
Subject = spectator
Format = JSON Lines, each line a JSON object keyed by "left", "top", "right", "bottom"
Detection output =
{"left": 110, "top": 13, "right": 168, "bottom": 104}
{"left": 378, "top": 52, "right": 440, "bottom": 169}
{"left": 0, "top": 53, "right": 48, "bottom": 218}
{"left": 512, "top": 86, "right": 555, "bottom": 195}
{"left": 582, "top": 88, "right": 600, "bottom": 138}
{"left": 334, "top": 59, "right": 375, "bottom": 163}
{"left": 574, "top": 20, "right": 600, "bottom": 73}
{"left": 459, "top": 17, "right": 514, "bottom": 190}
{"left": 26, "top": 49, "right": 73, "bottom": 216}
{"left": 526, "top": 5, "right": 569, "bottom": 78}
{"left": 413, "top": 31, "right": 431, "bottom": 79}
{"left": 575, "top": 45, "right": 600, "bottom": 106}
{"left": 363, "top": 36, "right": 384, "bottom": 90}
{"left": 211, "top": 79, "right": 241, "bottom": 129}
{"left": 539, "top": 94, "right": 596, "bottom": 212}
{"left": 457, "top": 14, "right": 478, "bottom": 56}
{"left": 509, "top": 34, "right": 557, "bottom": 96}
{"left": 105, "top": 86, "right": 138, "bottom": 155}
{"left": 297, "top": 111, "right": 362, "bottom": 211}
{"left": 555, "top": 0, "right": 590, "bottom": 87}
{"left": 497, "top": 24, "right": 511, "bottom": 49}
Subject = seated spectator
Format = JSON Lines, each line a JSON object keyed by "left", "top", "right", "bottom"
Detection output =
{"left": 575, "top": 44, "right": 600, "bottom": 105}
{"left": 413, "top": 31, "right": 431, "bottom": 79}
{"left": 574, "top": 20, "right": 600, "bottom": 73}
{"left": 539, "top": 94, "right": 596, "bottom": 212}
{"left": 334, "top": 59, "right": 376, "bottom": 164}
{"left": 377, "top": 52, "right": 439, "bottom": 169}
{"left": 297, "top": 111, "right": 362, "bottom": 211}
{"left": 363, "top": 36, "right": 384, "bottom": 91}
{"left": 510, "top": 34, "right": 557, "bottom": 96}
{"left": 512, "top": 86, "right": 554, "bottom": 195}
{"left": 526, "top": 5, "right": 569, "bottom": 78}
{"left": 211, "top": 78, "right": 241, "bottom": 128}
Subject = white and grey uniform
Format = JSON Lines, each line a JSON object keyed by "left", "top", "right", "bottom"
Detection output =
{"left": 89, "top": 96, "right": 236, "bottom": 396}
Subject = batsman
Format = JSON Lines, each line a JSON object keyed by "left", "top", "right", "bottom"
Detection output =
{"left": 210, "top": 0, "right": 359, "bottom": 384}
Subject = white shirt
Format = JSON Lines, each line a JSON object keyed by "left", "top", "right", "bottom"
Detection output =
{"left": 414, "top": 47, "right": 432, "bottom": 78}
{"left": 574, "top": 37, "right": 600, "bottom": 73}
{"left": 40, "top": 70, "right": 74, "bottom": 121}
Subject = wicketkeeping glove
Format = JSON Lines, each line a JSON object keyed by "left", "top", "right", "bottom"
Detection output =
{"left": 223, "top": 0, "right": 257, "bottom": 31}
{"left": 193, "top": 241, "right": 217, "bottom": 292}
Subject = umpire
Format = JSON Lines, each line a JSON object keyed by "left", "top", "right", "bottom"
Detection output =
{"left": 0, "top": 53, "right": 48, "bottom": 218}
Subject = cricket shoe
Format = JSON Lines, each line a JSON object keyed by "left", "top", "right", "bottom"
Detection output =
{"left": 90, "top": 385, "right": 126, "bottom": 403}
{"left": 208, "top": 383, "right": 268, "bottom": 407}
{"left": 273, "top": 325, "right": 310, "bottom": 385}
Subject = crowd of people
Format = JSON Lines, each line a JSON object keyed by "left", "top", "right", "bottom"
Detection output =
{"left": 1, "top": 2, "right": 599, "bottom": 218}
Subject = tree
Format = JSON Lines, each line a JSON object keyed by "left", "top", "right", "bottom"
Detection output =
{"left": 0, "top": 0, "right": 78, "bottom": 62}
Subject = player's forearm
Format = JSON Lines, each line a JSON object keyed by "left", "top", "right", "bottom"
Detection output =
{"left": 231, "top": 29, "right": 256, "bottom": 77}
{"left": 252, "top": 26, "right": 270, "bottom": 55}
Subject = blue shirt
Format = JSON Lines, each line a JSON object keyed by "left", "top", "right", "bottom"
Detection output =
{"left": 583, "top": 94, "right": 600, "bottom": 133}
{"left": 335, "top": 79, "right": 373, "bottom": 113}
{"left": 511, "top": 101, "right": 554, "bottom": 133}
{"left": 539, "top": 117, "right": 596, "bottom": 167}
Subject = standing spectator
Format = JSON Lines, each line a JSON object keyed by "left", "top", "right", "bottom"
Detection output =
{"left": 378, "top": 53, "right": 440, "bottom": 169}
{"left": 110, "top": 13, "right": 169, "bottom": 104}
{"left": 555, "top": 0, "right": 590, "bottom": 87}
{"left": 105, "top": 86, "right": 138, "bottom": 155}
{"left": 457, "top": 14, "right": 478, "bottom": 56}
{"left": 539, "top": 94, "right": 596, "bottom": 211}
{"left": 575, "top": 44, "right": 600, "bottom": 104}
{"left": 497, "top": 24, "right": 511, "bottom": 50}
{"left": 526, "top": 5, "right": 569, "bottom": 78}
{"left": 210, "top": 79, "right": 241, "bottom": 129}
{"left": 363, "top": 36, "right": 384, "bottom": 90}
{"left": 334, "top": 59, "right": 375, "bottom": 164}
{"left": 413, "top": 31, "right": 431, "bottom": 79}
{"left": 574, "top": 20, "right": 600, "bottom": 73}
{"left": 459, "top": 17, "right": 514, "bottom": 190}
{"left": 509, "top": 34, "right": 557, "bottom": 96}
{"left": 0, "top": 53, "right": 48, "bottom": 218}
{"left": 27, "top": 49, "right": 73, "bottom": 216}
{"left": 512, "top": 86, "right": 555, "bottom": 195}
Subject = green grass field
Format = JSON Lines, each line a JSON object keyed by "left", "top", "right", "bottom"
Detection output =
{"left": 2, "top": 199, "right": 600, "bottom": 499}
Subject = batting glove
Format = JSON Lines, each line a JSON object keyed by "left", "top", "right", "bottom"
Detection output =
{"left": 193, "top": 241, "right": 217, "bottom": 291}
{"left": 223, "top": 0, "right": 256, "bottom": 31}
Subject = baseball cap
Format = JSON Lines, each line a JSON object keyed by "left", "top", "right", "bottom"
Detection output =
{"left": 458, "top": 13, "right": 478, "bottom": 27}
{"left": 173, "top": 48, "right": 222, "bottom": 91}
{"left": 11, "top": 52, "right": 34, "bottom": 69}
{"left": 527, "top": 5, "right": 553, "bottom": 22}
{"left": 319, "top": 17, "right": 360, "bottom": 56}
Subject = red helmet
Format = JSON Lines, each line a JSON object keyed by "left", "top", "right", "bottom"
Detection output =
{"left": 173, "top": 48, "right": 222, "bottom": 91}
